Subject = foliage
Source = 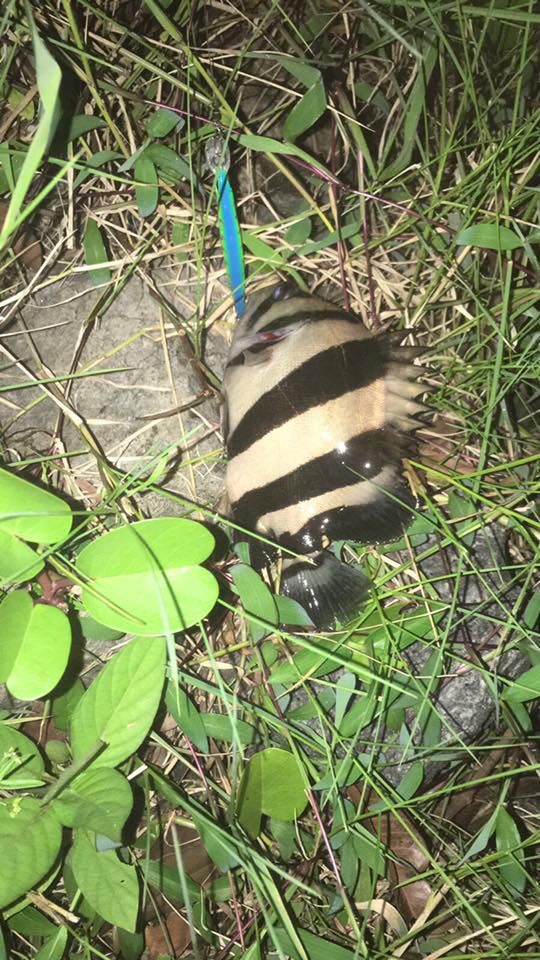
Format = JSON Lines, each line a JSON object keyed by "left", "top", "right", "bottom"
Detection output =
{"left": 0, "top": 1, "right": 538, "bottom": 958}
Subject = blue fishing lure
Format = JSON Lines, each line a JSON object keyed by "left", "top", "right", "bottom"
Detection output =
{"left": 205, "top": 136, "right": 245, "bottom": 318}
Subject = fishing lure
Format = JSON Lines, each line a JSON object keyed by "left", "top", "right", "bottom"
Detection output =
{"left": 205, "top": 136, "right": 245, "bottom": 318}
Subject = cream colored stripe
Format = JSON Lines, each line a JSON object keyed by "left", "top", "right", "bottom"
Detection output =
{"left": 223, "top": 319, "right": 369, "bottom": 437}
{"left": 226, "top": 379, "right": 385, "bottom": 504}
{"left": 257, "top": 466, "right": 398, "bottom": 538}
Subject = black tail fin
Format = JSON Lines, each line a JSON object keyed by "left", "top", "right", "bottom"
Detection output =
{"left": 280, "top": 552, "right": 370, "bottom": 629}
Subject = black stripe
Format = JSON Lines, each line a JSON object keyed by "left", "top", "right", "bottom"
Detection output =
{"left": 232, "top": 429, "right": 397, "bottom": 523}
{"left": 227, "top": 337, "right": 388, "bottom": 459}
{"left": 258, "top": 308, "right": 358, "bottom": 337}
{"left": 277, "top": 485, "right": 415, "bottom": 553}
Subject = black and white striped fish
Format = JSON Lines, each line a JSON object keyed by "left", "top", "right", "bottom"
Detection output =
{"left": 222, "top": 283, "right": 428, "bottom": 628}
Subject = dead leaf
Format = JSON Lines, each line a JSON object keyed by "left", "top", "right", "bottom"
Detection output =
{"left": 0, "top": 200, "right": 42, "bottom": 271}
{"left": 145, "top": 909, "right": 193, "bottom": 959}
{"left": 348, "top": 786, "right": 434, "bottom": 922}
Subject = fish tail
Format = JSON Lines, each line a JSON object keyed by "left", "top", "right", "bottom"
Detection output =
{"left": 281, "top": 552, "right": 371, "bottom": 629}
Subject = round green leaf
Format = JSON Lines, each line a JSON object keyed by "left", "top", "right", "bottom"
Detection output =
{"left": 0, "top": 529, "right": 43, "bottom": 585}
{"left": 0, "top": 723, "right": 45, "bottom": 789}
{"left": 76, "top": 518, "right": 219, "bottom": 635}
{"left": 0, "top": 468, "right": 72, "bottom": 544}
{"left": 0, "top": 591, "right": 71, "bottom": 700}
{"left": 33, "top": 926, "right": 68, "bottom": 960}
{"left": 238, "top": 748, "right": 308, "bottom": 837}
{"left": 70, "top": 830, "right": 139, "bottom": 932}
{"left": 52, "top": 767, "right": 132, "bottom": 841}
{"left": 0, "top": 798, "right": 62, "bottom": 909}
{"left": 70, "top": 634, "right": 166, "bottom": 769}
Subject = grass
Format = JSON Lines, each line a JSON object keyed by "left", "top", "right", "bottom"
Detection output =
{"left": 0, "top": 1, "right": 539, "bottom": 958}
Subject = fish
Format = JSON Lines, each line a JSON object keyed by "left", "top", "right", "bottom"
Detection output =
{"left": 222, "top": 282, "right": 429, "bottom": 629}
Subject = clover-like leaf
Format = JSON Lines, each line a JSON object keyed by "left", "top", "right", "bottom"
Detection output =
{"left": 0, "top": 591, "right": 71, "bottom": 700}
{"left": 76, "top": 518, "right": 219, "bottom": 635}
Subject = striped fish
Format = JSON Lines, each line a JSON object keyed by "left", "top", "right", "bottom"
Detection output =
{"left": 222, "top": 282, "right": 428, "bottom": 628}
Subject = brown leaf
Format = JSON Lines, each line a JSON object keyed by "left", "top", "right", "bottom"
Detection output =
{"left": 0, "top": 200, "right": 43, "bottom": 270}
{"left": 145, "top": 909, "right": 193, "bottom": 959}
{"left": 348, "top": 786, "right": 434, "bottom": 922}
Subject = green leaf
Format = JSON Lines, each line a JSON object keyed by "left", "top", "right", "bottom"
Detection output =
{"left": 144, "top": 143, "right": 192, "bottom": 183}
{"left": 0, "top": 591, "right": 71, "bottom": 700}
{"left": 134, "top": 154, "right": 158, "bottom": 218}
{"left": 52, "top": 767, "right": 133, "bottom": 841}
{"left": 495, "top": 807, "right": 526, "bottom": 895}
{"left": 269, "top": 636, "right": 340, "bottom": 685}
{"left": 523, "top": 589, "right": 540, "bottom": 630}
{"left": 49, "top": 678, "right": 85, "bottom": 732}
{"left": 84, "top": 218, "right": 111, "bottom": 287}
{"left": 0, "top": 798, "right": 62, "bottom": 909}
{"left": 33, "top": 927, "right": 68, "bottom": 960}
{"left": 273, "top": 926, "right": 357, "bottom": 960}
{"left": 502, "top": 663, "right": 540, "bottom": 703}
{"left": 165, "top": 680, "right": 208, "bottom": 752}
{"left": 70, "top": 830, "right": 139, "bottom": 932}
{"left": 146, "top": 108, "right": 182, "bottom": 138}
{"left": 396, "top": 761, "right": 424, "bottom": 799}
{"left": 7, "top": 905, "right": 58, "bottom": 938}
{"left": 381, "top": 43, "right": 437, "bottom": 181}
{"left": 0, "top": 467, "right": 72, "bottom": 543}
{"left": 234, "top": 132, "right": 332, "bottom": 180}
{"left": 171, "top": 221, "right": 191, "bottom": 261}
{"left": 230, "top": 563, "right": 278, "bottom": 642}
{"left": 283, "top": 70, "right": 326, "bottom": 142}
{"left": 45, "top": 741, "right": 70, "bottom": 766}
{"left": 117, "top": 927, "right": 145, "bottom": 960}
{"left": 243, "top": 231, "right": 289, "bottom": 268}
{"left": 73, "top": 150, "right": 124, "bottom": 187}
{"left": 192, "top": 814, "right": 240, "bottom": 872}
{"left": 334, "top": 672, "right": 356, "bottom": 730}
{"left": 70, "top": 634, "right": 166, "bottom": 769}
{"left": 7, "top": 87, "right": 35, "bottom": 121}
{"left": 464, "top": 807, "right": 498, "bottom": 861}
{"left": 142, "top": 858, "right": 200, "bottom": 905}
{"left": 0, "top": 528, "right": 43, "bottom": 586}
{"left": 0, "top": 14, "right": 61, "bottom": 249}
{"left": 447, "top": 491, "right": 476, "bottom": 546}
{"left": 270, "top": 818, "right": 297, "bottom": 861}
{"left": 285, "top": 216, "right": 312, "bottom": 245}
{"left": 78, "top": 611, "right": 125, "bottom": 643}
{"left": 200, "top": 712, "right": 255, "bottom": 746}
{"left": 66, "top": 115, "right": 107, "bottom": 141}
{"left": 0, "top": 143, "right": 25, "bottom": 195}
{"left": 0, "top": 723, "right": 45, "bottom": 789}
{"left": 456, "top": 223, "right": 523, "bottom": 251}
{"left": 76, "top": 518, "right": 218, "bottom": 635}
{"left": 275, "top": 594, "right": 315, "bottom": 627}
{"left": 238, "top": 748, "right": 308, "bottom": 838}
